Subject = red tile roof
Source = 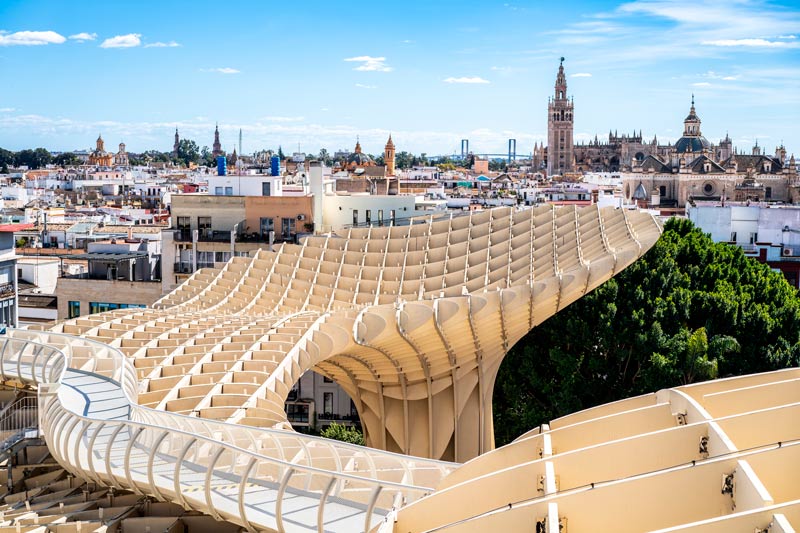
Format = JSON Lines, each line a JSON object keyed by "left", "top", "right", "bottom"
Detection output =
{"left": 0, "top": 223, "right": 35, "bottom": 232}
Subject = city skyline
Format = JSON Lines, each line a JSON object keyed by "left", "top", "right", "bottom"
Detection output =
{"left": 1, "top": 0, "right": 799, "bottom": 157}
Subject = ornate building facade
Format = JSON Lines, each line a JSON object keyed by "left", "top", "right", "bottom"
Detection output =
{"left": 88, "top": 135, "right": 114, "bottom": 167}
{"left": 114, "top": 142, "right": 129, "bottom": 166}
{"left": 621, "top": 96, "right": 797, "bottom": 207}
{"left": 542, "top": 60, "right": 797, "bottom": 208}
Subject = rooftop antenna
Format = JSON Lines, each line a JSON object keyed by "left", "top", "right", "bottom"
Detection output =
{"left": 239, "top": 128, "right": 243, "bottom": 156}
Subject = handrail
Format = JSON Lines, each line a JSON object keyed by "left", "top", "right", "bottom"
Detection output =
{"left": 0, "top": 328, "right": 451, "bottom": 532}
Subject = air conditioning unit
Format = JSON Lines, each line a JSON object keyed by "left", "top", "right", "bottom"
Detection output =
{"left": 783, "top": 248, "right": 793, "bottom": 257}
{"left": 297, "top": 214, "right": 306, "bottom": 221}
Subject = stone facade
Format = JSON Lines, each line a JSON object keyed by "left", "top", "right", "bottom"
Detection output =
{"left": 56, "top": 278, "right": 163, "bottom": 320}
{"left": 546, "top": 58, "right": 574, "bottom": 175}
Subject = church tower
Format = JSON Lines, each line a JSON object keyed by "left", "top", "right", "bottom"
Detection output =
{"left": 212, "top": 123, "right": 223, "bottom": 158}
{"left": 547, "top": 57, "right": 574, "bottom": 175}
{"left": 384, "top": 134, "right": 396, "bottom": 176}
{"left": 173, "top": 128, "right": 180, "bottom": 157}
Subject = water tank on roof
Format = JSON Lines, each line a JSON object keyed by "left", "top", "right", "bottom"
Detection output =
{"left": 217, "top": 156, "right": 227, "bottom": 176}
{"left": 271, "top": 156, "right": 280, "bottom": 177}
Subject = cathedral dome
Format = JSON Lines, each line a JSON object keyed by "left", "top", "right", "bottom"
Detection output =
{"left": 347, "top": 151, "right": 373, "bottom": 165}
{"left": 674, "top": 135, "right": 711, "bottom": 154}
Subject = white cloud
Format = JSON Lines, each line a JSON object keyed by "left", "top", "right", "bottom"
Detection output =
{"left": 702, "top": 70, "right": 740, "bottom": 81}
{"left": 0, "top": 31, "right": 66, "bottom": 46}
{"left": 0, "top": 108, "right": 15, "bottom": 113}
{"left": 68, "top": 32, "right": 97, "bottom": 42}
{"left": 778, "top": 35, "right": 797, "bottom": 39}
{"left": 344, "top": 56, "right": 393, "bottom": 72}
{"left": 443, "top": 76, "right": 490, "bottom": 84}
{"left": 201, "top": 67, "right": 240, "bottom": 74}
{"left": 355, "top": 83, "right": 377, "bottom": 89}
{"left": 145, "top": 41, "right": 180, "bottom": 48}
{"left": 702, "top": 38, "right": 800, "bottom": 48}
{"left": 261, "top": 116, "right": 305, "bottom": 122}
{"left": 100, "top": 33, "right": 141, "bottom": 49}
{"left": 692, "top": 82, "right": 712, "bottom": 87}
{"left": 571, "top": 72, "right": 592, "bottom": 78}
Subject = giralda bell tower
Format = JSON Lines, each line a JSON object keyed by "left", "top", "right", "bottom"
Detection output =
{"left": 547, "top": 57, "right": 574, "bottom": 175}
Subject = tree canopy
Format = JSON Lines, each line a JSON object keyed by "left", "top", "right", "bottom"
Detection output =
{"left": 16, "top": 148, "right": 52, "bottom": 169}
{"left": 175, "top": 139, "right": 200, "bottom": 167}
{"left": 53, "top": 152, "right": 81, "bottom": 167}
{"left": 493, "top": 217, "right": 800, "bottom": 446}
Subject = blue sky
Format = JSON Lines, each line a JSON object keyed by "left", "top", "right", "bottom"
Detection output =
{"left": 1, "top": 0, "right": 798, "bottom": 158}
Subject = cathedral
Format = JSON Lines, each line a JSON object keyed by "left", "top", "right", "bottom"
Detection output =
{"left": 541, "top": 60, "right": 797, "bottom": 207}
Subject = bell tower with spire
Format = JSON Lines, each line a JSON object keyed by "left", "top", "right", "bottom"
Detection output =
{"left": 547, "top": 57, "right": 574, "bottom": 175}
{"left": 172, "top": 127, "right": 180, "bottom": 157}
{"left": 212, "top": 123, "right": 223, "bottom": 158}
{"left": 384, "top": 134, "right": 396, "bottom": 176}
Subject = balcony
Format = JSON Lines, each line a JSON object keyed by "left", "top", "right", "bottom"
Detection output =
{"left": 0, "top": 282, "right": 14, "bottom": 300}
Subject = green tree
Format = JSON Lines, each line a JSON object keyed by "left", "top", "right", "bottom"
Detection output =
{"left": 200, "top": 146, "right": 215, "bottom": 167}
{"left": 278, "top": 146, "right": 285, "bottom": 160}
{"left": 0, "top": 148, "right": 15, "bottom": 168}
{"left": 176, "top": 139, "right": 200, "bottom": 166}
{"left": 317, "top": 148, "right": 332, "bottom": 166}
{"left": 489, "top": 159, "right": 508, "bottom": 171}
{"left": 141, "top": 150, "right": 170, "bottom": 163}
{"left": 320, "top": 423, "right": 365, "bottom": 446}
{"left": 493, "top": 218, "right": 800, "bottom": 446}
{"left": 395, "top": 151, "right": 413, "bottom": 169}
{"left": 53, "top": 152, "right": 81, "bottom": 167}
{"left": 412, "top": 152, "right": 429, "bottom": 166}
{"left": 16, "top": 148, "right": 52, "bottom": 169}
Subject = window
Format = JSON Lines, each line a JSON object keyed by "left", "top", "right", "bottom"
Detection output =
{"left": 197, "top": 251, "right": 214, "bottom": 268}
{"left": 281, "top": 218, "right": 296, "bottom": 238}
{"left": 323, "top": 392, "right": 333, "bottom": 415}
{"left": 750, "top": 233, "right": 758, "bottom": 244}
{"left": 262, "top": 182, "right": 271, "bottom": 196}
{"left": 378, "top": 209, "right": 384, "bottom": 226}
{"left": 365, "top": 210, "right": 372, "bottom": 225}
{"left": 730, "top": 232, "right": 737, "bottom": 242}
{"left": 68, "top": 301, "right": 80, "bottom": 319}
{"left": 198, "top": 216, "right": 212, "bottom": 238}
{"left": 390, "top": 210, "right": 396, "bottom": 224}
{"left": 659, "top": 186, "right": 666, "bottom": 197}
{"left": 89, "top": 302, "right": 145, "bottom": 314}
{"left": 766, "top": 187, "right": 772, "bottom": 199}
{"left": 215, "top": 187, "right": 223, "bottom": 195}
{"left": 260, "top": 217, "right": 274, "bottom": 238}
{"left": 215, "top": 251, "right": 231, "bottom": 263}
{"left": 225, "top": 187, "right": 233, "bottom": 196}
{"left": 286, "top": 402, "right": 309, "bottom": 423}
{"left": 323, "top": 376, "right": 333, "bottom": 383}
{"left": 177, "top": 216, "right": 191, "bottom": 241}
{"left": 352, "top": 210, "right": 359, "bottom": 225}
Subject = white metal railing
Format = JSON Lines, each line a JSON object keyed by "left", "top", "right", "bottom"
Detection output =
{"left": 0, "top": 396, "right": 39, "bottom": 450}
{"left": 1, "top": 329, "right": 454, "bottom": 533}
